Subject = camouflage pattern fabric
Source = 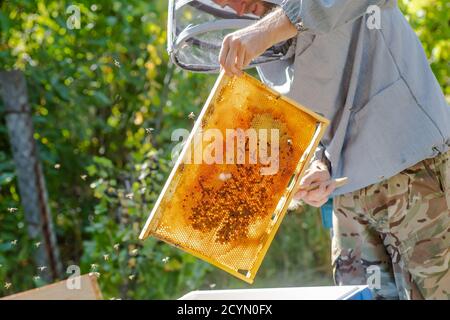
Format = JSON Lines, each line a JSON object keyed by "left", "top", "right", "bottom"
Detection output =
{"left": 332, "top": 151, "right": 450, "bottom": 299}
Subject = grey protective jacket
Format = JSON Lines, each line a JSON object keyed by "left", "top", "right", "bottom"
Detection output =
{"left": 258, "top": 0, "right": 450, "bottom": 195}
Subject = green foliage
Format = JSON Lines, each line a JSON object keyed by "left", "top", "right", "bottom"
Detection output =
{"left": 0, "top": 0, "right": 448, "bottom": 298}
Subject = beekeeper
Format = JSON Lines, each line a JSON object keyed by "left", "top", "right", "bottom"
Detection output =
{"left": 212, "top": 0, "right": 450, "bottom": 300}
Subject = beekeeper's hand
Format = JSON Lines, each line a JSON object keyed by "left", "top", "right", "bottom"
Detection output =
{"left": 293, "top": 160, "right": 336, "bottom": 207}
{"left": 219, "top": 8, "right": 297, "bottom": 76}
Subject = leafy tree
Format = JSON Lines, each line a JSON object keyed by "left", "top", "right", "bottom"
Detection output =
{"left": 0, "top": 0, "right": 447, "bottom": 298}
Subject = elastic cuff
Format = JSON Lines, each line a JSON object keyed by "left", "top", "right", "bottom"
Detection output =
{"left": 312, "top": 145, "right": 332, "bottom": 174}
{"left": 281, "top": 0, "right": 302, "bottom": 26}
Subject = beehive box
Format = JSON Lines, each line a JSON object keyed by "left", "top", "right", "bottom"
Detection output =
{"left": 139, "top": 72, "right": 329, "bottom": 283}
{"left": 1, "top": 274, "right": 103, "bottom": 300}
{"left": 179, "top": 285, "right": 373, "bottom": 300}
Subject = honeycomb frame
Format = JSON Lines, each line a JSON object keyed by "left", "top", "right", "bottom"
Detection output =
{"left": 139, "top": 71, "right": 329, "bottom": 283}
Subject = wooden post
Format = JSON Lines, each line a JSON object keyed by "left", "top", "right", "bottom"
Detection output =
{"left": 0, "top": 70, "right": 62, "bottom": 281}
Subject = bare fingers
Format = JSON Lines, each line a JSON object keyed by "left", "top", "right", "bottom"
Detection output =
{"left": 220, "top": 36, "right": 246, "bottom": 76}
{"left": 296, "top": 180, "right": 336, "bottom": 208}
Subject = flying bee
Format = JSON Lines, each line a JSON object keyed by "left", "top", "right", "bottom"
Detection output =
{"left": 125, "top": 193, "right": 134, "bottom": 200}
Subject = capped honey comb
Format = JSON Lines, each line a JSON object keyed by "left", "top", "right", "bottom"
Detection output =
{"left": 139, "top": 71, "right": 329, "bottom": 283}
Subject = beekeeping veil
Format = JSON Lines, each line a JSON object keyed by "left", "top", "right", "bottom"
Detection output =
{"left": 168, "top": 0, "right": 295, "bottom": 93}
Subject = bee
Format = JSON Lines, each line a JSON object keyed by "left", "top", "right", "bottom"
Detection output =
{"left": 218, "top": 172, "right": 232, "bottom": 181}
{"left": 125, "top": 193, "right": 134, "bottom": 200}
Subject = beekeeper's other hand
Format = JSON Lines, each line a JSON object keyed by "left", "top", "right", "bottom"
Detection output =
{"left": 219, "top": 8, "right": 297, "bottom": 76}
{"left": 293, "top": 160, "right": 336, "bottom": 208}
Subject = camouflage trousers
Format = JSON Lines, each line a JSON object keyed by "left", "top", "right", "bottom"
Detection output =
{"left": 332, "top": 150, "right": 450, "bottom": 299}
